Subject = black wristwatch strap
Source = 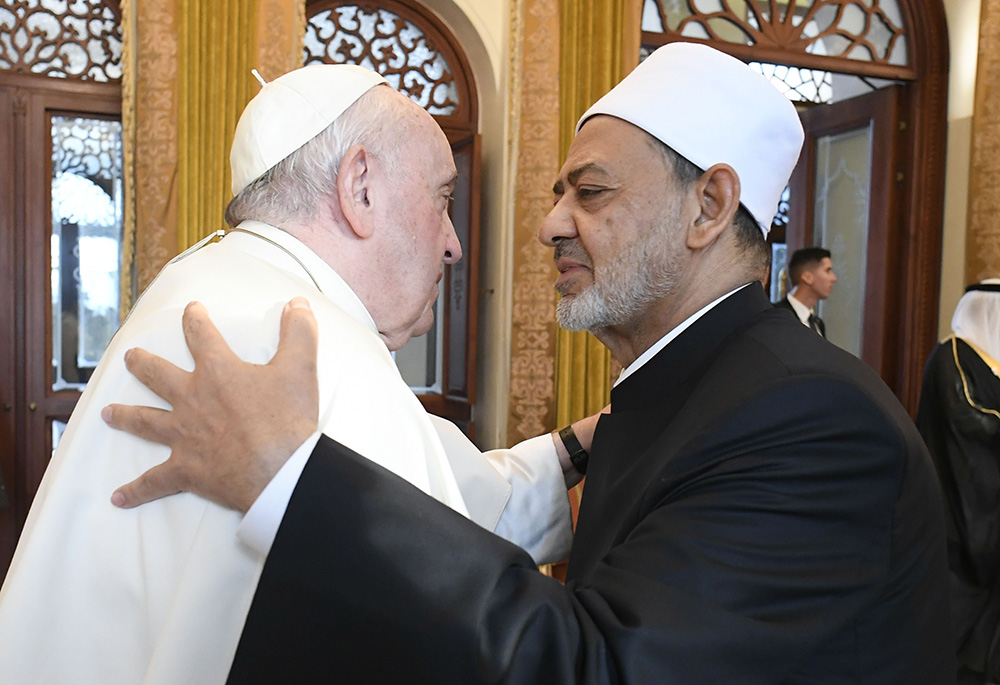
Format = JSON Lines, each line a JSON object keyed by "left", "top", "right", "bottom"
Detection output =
{"left": 558, "top": 424, "right": 589, "bottom": 475}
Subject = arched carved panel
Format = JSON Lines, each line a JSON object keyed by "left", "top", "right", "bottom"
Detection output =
{"left": 643, "top": 0, "right": 914, "bottom": 80}
{"left": 0, "top": 0, "right": 122, "bottom": 82}
{"left": 304, "top": 0, "right": 475, "bottom": 130}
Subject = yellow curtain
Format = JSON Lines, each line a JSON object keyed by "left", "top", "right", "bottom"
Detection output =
{"left": 176, "top": 0, "right": 258, "bottom": 250}
{"left": 121, "top": 0, "right": 305, "bottom": 308}
{"left": 120, "top": 0, "right": 137, "bottom": 316}
{"left": 554, "top": 0, "right": 639, "bottom": 426}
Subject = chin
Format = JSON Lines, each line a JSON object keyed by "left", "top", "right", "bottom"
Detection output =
{"left": 411, "top": 310, "right": 436, "bottom": 338}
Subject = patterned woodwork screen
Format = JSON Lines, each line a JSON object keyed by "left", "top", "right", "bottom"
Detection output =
{"left": 641, "top": 0, "right": 908, "bottom": 70}
{"left": 304, "top": 3, "right": 460, "bottom": 116}
{"left": 0, "top": 0, "right": 122, "bottom": 81}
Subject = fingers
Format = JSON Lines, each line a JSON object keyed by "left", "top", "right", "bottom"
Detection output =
{"left": 183, "top": 301, "right": 238, "bottom": 366}
{"left": 274, "top": 297, "right": 319, "bottom": 376}
{"left": 123, "top": 347, "right": 187, "bottom": 407}
{"left": 111, "top": 462, "right": 183, "bottom": 509}
{"left": 102, "top": 404, "right": 175, "bottom": 445}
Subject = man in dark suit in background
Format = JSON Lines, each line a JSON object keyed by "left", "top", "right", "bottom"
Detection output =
{"left": 104, "top": 43, "right": 953, "bottom": 683}
{"left": 774, "top": 246, "right": 838, "bottom": 337}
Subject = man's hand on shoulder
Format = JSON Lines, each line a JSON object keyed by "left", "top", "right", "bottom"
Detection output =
{"left": 102, "top": 297, "right": 320, "bottom": 513}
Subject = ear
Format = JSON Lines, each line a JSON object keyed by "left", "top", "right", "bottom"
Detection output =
{"left": 687, "top": 163, "right": 740, "bottom": 250}
{"left": 337, "top": 144, "right": 376, "bottom": 240}
{"left": 800, "top": 267, "right": 816, "bottom": 287}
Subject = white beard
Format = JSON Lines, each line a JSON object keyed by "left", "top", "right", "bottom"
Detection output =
{"left": 555, "top": 224, "right": 682, "bottom": 332}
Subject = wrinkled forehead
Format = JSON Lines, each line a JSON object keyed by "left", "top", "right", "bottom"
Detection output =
{"left": 554, "top": 115, "right": 668, "bottom": 190}
{"left": 563, "top": 115, "right": 664, "bottom": 168}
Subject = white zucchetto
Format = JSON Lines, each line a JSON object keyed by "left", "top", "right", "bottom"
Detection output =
{"left": 230, "top": 64, "right": 388, "bottom": 196}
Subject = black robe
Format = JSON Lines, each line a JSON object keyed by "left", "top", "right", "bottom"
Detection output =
{"left": 228, "top": 284, "right": 953, "bottom": 684}
{"left": 917, "top": 338, "right": 1000, "bottom": 683}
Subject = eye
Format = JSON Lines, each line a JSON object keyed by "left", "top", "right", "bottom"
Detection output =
{"left": 577, "top": 187, "right": 605, "bottom": 199}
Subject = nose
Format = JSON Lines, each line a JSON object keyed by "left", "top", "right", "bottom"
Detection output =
{"left": 538, "top": 199, "right": 578, "bottom": 247}
{"left": 443, "top": 212, "right": 462, "bottom": 264}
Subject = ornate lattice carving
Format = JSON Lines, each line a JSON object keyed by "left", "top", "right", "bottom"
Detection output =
{"left": 304, "top": 4, "right": 459, "bottom": 115}
{"left": 52, "top": 116, "right": 122, "bottom": 180}
{"left": 0, "top": 0, "right": 122, "bottom": 81}
{"left": 507, "top": 0, "right": 560, "bottom": 444}
{"left": 751, "top": 61, "right": 832, "bottom": 103}
{"left": 644, "top": 0, "right": 907, "bottom": 67}
{"left": 772, "top": 184, "right": 790, "bottom": 230}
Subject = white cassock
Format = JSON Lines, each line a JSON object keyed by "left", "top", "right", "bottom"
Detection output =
{"left": 0, "top": 221, "right": 571, "bottom": 684}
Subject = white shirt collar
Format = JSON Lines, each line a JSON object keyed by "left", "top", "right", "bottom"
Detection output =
{"left": 786, "top": 292, "right": 813, "bottom": 327}
{"left": 224, "top": 220, "right": 380, "bottom": 336}
{"left": 615, "top": 283, "right": 753, "bottom": 387}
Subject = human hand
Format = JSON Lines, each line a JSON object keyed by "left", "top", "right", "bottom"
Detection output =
{"left": 102, "top": 297, "right": 320, "bottom": 512}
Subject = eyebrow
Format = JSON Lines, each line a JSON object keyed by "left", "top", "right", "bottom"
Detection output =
{"left": 552, "top": 162, "right": 604, "bottom": 195}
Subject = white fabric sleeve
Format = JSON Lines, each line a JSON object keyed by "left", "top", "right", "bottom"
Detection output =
{"left": 427, "top": 415, "right": 572, "bottom": 565}
{"left": 238, "top": 431, "right": 321, "bottom": 557}
{"left": 485, "top": 434, "right": 574, "bottom": 565}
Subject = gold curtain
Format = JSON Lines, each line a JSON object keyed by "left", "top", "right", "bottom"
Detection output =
{"left": 554, "top": 0, "right": 639, "bottom": 426}
{"left": 969, "top": 0, "right": 1000, "bottom": 282}
{"left": 120, "top": 0, "right": 137, "bottom": 315}
{"left": 176, "top": 0, "right": 259, "bottom": 250}
{"left": 121, "top": 0, "right": 305, "bottom": 307}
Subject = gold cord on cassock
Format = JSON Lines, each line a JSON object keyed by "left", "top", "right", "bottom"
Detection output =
{"left": 949, "top": 335, "right": 1000, "bottom": 420}
{"left": 226, "top": 226, "right": 323, "bottom": 293}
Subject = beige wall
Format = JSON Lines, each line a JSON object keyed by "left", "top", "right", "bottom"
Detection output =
{"left": 940, "top": 0, "right": 981, "bottom": 337}
{"left": 420, "top": 0, "right": 514, "bottom": 448}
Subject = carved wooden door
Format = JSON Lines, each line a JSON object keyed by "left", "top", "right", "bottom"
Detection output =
{"left": 787, "top": 85, "right": 902, "bottom": 378}
{"left": 0, "top": 73, "right": 122, "bottom": 578}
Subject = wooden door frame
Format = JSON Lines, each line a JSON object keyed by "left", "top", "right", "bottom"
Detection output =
{"left": 789, "top": 85, "right": 902, "bottom": 377}
{"left": 0, "top": 72, "right": 121, "bottom": 554}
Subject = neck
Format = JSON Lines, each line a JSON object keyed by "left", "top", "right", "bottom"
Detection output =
{"left": 595, "top": 276, "right": 754, "bottom": 369}
{"left": 789, "top": 286, "right": 818, "bottom": 310}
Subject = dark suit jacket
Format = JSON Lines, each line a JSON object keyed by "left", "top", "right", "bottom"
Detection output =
{"left": 774, "top": 295, "right": 826, "bottom": 337}
{"left": 229, "top": 284, "right": 953, "bottom": 684}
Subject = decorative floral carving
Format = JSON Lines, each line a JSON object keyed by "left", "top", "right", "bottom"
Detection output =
{"left": 507, "top": 0, "right": 560, "bottom": 444}
{"left": 52, "top": 117, "right": 122, "bottom": 180}
{"left": 645, "top": 0, "right": 907, "bottom": 67}
{"left": 132, "top": 0, "right": 177, "bottom": 292}
{"left": 969, "top": 0, "right": 1000, "bottom": 281}
{"left": 304, "top": 4, "right": 458, "bottom": 115}
{"left": 0, "top": 0, "right": 122, "bottom": 81}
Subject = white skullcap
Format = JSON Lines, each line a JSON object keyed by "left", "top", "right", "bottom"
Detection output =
{"left": 230, "top": 64, "right": 388, "bottom": 196}
{"left": 952, "top": 278, "right": 1000, "bottom": 363}
{"left": 577, "top": 42, "right": 804, "bottom": 237}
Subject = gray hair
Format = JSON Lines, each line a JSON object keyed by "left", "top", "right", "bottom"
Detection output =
{"left": 225, "top": 84, "right": 406, "bottom": 229}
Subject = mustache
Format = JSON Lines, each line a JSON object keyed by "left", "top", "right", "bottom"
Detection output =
{"left": 553, "top": 240, "right": 593, "bottom": 268}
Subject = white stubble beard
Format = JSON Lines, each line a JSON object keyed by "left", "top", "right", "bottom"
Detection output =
{"left": 555, "top": 220, "right": 683, "bottom": 333}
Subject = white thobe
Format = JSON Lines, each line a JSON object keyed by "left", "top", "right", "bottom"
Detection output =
{"left": 0, "top": 222, "right": 571, "bottom": 684}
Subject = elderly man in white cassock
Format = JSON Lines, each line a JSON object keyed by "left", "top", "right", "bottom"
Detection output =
{"left": 0, "top": 65, "right": 583, "bottom": 684}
